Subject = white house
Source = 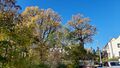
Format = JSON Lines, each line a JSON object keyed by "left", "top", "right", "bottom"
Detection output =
{"left": 103, "top": 36, "right": 120, "bottom": 59}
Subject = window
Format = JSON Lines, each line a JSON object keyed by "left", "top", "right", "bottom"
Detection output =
{"left": 119, "top": 51, "right": 120, "bottom": 57}
{"left": 117, "top": 43, "right": 120, "bottom": 48}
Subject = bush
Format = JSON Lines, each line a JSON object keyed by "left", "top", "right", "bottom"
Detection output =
{"left": 57, "top": 63, "right": 67, "bottom": 68}
{"left": 108, "top": 57, "right": 119, "bottom": 61}
{"left": 37, "top": 63, "right": 50, "bottom": 68}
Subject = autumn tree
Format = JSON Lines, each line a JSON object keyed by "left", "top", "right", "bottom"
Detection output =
{"left": 0, "top": 0, "right": 23, "bottom": 67}
{"left": 68, "top": 14, "right": 96, "bottom": 48}
{"left": 62, "top": 14, "right": 97, "bottom": 67}
{"left": 21, "top": 7, "right": 61, "bottom": 65}
{"left": 0, "top": 0, "right": 34, "bottom": 67}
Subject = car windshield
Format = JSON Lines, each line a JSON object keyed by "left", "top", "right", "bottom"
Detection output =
{"left": 110, "top": 62, "right": 120, "bottom": 66}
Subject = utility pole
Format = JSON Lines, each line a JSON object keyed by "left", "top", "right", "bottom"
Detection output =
{"left": 96, "top": 40, "right": 102, "bottom": 64}
{"left": 99, "top": 48, "right": 102, "bottom": 64}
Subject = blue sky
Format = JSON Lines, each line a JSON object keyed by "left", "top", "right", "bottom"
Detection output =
{"left": 17, "top": 0, "right": 120, "bottom": 50}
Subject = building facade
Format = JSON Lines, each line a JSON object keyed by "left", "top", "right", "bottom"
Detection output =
{"left": 103, "top": 36, "right": 120, "bottom": 59}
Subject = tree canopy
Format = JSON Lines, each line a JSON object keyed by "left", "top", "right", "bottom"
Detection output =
{"left": 0, "top": 1, "right": 97, "bottom": 68}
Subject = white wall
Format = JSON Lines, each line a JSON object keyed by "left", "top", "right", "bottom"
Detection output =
{"left": 104, "top": 36, "right": 120, "bottom": 59}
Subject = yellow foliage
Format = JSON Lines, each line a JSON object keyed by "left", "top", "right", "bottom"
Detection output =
{"left": 53, "top": 22, "right": 60, "bottom": 27}
{"left": 0, "top": 33, "right": 7, "bottom": 41}
{"left": 77, "top": 19, "right": 83, "bottom": 24}
{"left": 83, "top": 18, "right": 90, "bottom": 22}
{"left": 68, "top": 21, "right": 73, "bottom": 26}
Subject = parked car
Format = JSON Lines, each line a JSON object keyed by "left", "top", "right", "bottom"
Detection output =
{"left": 97, "top": 61, "right": 120, "bottom": 68}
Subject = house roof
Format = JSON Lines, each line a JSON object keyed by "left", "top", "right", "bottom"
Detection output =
{"left": 103, "top": 38, "right": 116, "bottom": 50}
